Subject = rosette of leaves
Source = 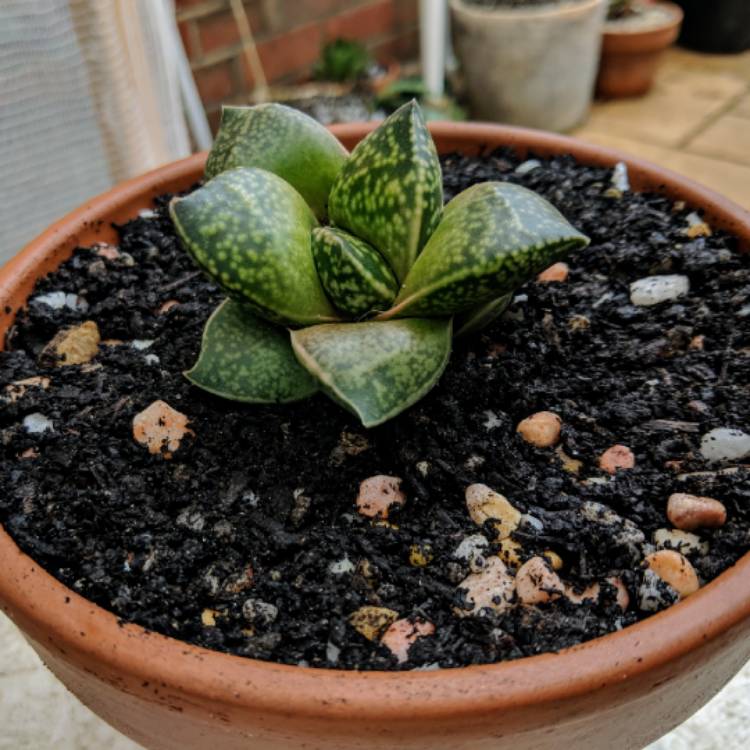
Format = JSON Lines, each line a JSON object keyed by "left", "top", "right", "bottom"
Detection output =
{"left": 170, "top": 101, "right": 589, "bottom": 427}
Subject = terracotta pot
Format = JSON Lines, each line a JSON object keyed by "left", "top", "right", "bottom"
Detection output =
{"left": 449, "top": 0, "right": 607, "bottom": 132}
{"left": 1, "top": 122, "right": 750, "bottom": 750}
{"left": 597, "top": 2, "right": 683, "bottom": 99}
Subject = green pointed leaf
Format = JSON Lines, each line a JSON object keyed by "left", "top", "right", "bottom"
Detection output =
{"left": 170, "top": 167, "right": 338, "bottom": 327}
{"left": 328, "top": 100, "right": 443, "bottom": 282}
{"left": 291, "top": 318, "right": 452, "bottom": 428}
{"left": 185, "top": 299, "right": 317, "bottom": 403}
{"left": 454, "top": 293, "right": 512, "bottom": 338}
{"left": 311, "top": 227, "right": 399, "bottom": 318}
{"left": 383, "top": 182, "right": 589, "bottom": 319}
{"left": 205, "top": 104, "right": 348, "bottom": 218}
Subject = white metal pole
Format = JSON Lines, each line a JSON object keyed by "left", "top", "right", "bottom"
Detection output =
{"left": 419, "top": 0, "right": 447, "bottom": 100}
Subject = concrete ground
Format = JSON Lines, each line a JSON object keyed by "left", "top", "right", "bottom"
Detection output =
{"left": 574, "top": 47, "right": 750, "bottom": 211}
{"left": 1, "top": 45, "right": 749, "bottom": 750}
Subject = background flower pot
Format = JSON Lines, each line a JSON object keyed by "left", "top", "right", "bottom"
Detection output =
{"left": 1, "top": 122, "right": 750, "bottom": 750}
{"left": 673, "top": 0, "right": 750, "bottom": 54}
{"left": 449, "top": 0, "right": 607, "bottom": 132}
{"left": 597, "top": 2, "right": 683, "bottom": 98}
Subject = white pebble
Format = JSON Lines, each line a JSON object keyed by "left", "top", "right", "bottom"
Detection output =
{"left": 611, "top": 162, "right": 630, "bottom": 192}
{"left": 32, "top": 291, "right": 88, "bottom": 312}
{"left": 23, "top": 413, "right": 53, "bottom": 434}
{"left": 416, "top": 461, "right": 430, "bottom": 477}
{"left": 700, "top": 428, "right": 750, "bottom": 462}
{"left": 326, "top": 640, "right": 341, "bottom": 663}
{"left": 653, "top": 528, "right": 708, "bottom": 556}
{"left": 629, "top": 275, "right": 689, "bottom": 307}
{"left": 515, "top": 159, "right": 541, "bottom": 175}
{"left": 144, "top": 354, "right": 160, "bottom": 366}
{"left": 638, "top": 568, "right": 677, "bottom": 612}
{"left": 453, "top": 534, "right": 490, "bottom": 569}
{"left": 138, "top": 208, "right": 158, "bottom": 219}
{"left": 131, "top": 339, "right": 154, "bottom": 350}
{"left": 483, "top": 410, "right": 502, "bottom": 431}
{"left": 329, "top": 557, "right": 356, "bottom": 575}
{"left": 242, "top": 598, "right": 278, "bottom": 625}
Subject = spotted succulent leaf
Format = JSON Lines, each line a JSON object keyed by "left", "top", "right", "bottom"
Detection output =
{"left": 186, "top": 299, "right": 317, "bottom": 402}
{"left": 311, "top": 227, "right": 398, "bottom": 318}
{"left": 170, "top": 167, "right": 338, "bottom": 327}
{"left": 290, "top": 318, "right": 452, "bottom": 427}
{"left": 204, "top": 104, "right": 348, "bottom": 218}
{"left": 328, "top": 100, "right": 443, "bottom": 282}
{"left": 382, "top": 182, "right": 589, "bottom": 319}
{"left": 454, "top": 293, "right": 512, "bottom": 338}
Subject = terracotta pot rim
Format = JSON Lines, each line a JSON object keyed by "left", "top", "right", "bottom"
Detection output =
{"left": 2, "top": 120, "right": 750, "bottom": 723}
{"left": 450, "top": 0, "right": 605, "bottom": 22}
{"left": 603, "top": 0, "right": 683, "bottom": 38}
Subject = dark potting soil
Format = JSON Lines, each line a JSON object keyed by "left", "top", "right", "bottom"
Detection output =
{"left": 461, "top": 0, "right": 580, "bottom": 9}
{"left": 1, "top": 151, "right": 749, "bottom": 671}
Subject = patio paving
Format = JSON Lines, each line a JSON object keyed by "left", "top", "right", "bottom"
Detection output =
{"left": 573, "top": 47, "right": 750, "bottom": 210}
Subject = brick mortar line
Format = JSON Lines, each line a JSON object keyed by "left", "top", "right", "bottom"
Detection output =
{"left": 676, "top": 83, "right": 750, "bottom": 151}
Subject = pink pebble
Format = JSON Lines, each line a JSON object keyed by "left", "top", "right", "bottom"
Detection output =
{"left": 356, "top": 475, "right": 406, "bottom": 519}
{"left": 598, "top": 444, "right": 635, "bottom": 475}
{"left": 381, "top": 618, "right": 435, "bottom": 663}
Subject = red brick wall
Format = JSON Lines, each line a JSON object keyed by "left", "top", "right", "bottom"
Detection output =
{"left": 175, "top": 0, "right": 419, "bottom": 130}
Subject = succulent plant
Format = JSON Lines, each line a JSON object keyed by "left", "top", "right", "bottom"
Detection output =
{"left": 170, "top": 101, "right": 589, "bottom": 427}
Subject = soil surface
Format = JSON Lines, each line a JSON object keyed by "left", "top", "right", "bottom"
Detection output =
{"left": 1, "top": 151, "right": 749, "bottom": 670}
{"left": 462, "top": 0, "right": 582, "bottom": 9}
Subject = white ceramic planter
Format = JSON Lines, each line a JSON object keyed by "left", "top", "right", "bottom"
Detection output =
{"left": 450, "top": 0, "right": 607, "bottom": 132}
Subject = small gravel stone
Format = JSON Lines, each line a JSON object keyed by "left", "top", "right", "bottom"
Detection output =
{"left": 329, "top": 556, "right": 356, "bottom": 575}
{"left": 132, "top": 400, "right": 193, "bottom": 458}
{"left": 515, "top": 556, "right": 564, "bottom": 605}
{"left": 22, "top": 413, "right": 54, "bottom": 434}
{"left": 32, "top": 291, "right": 88, "bottom": 312}
{"left": 242, "top": 598, "right": 278, "bottom": 626}
{"left": 514, "top": 158, "right": 541, "bottom": 174}
{"left": 516, "top": 411, "right": 561, "bottom": 448}
{"left": 356, "top": 475, "right": 406, "bottom": 519}
{"left": 455, "top": 557, "right": 515, "bottom": 618}
{"left": 131, "top": 339, "right": 154, "bottom": 350}
{"left": 611, "top": 161, "right": 630, "bottom": 192}
{"left": 44, "top": 320, "right": 101, "bottom": 366}
{"left": 644, "top": 550, "right": 700, "bottom": 598}
{"left": 95, "top": 243, "right": 120, "bottom": 260}
{"left": 629, "top": 275, "right": 689, "bottom": 306}
{"left": 667, "top": 493, "right": 727, "bottom": 531}
{"left": 497, "top": 537, "right": 523, "bottom": 568}
{"left": 381, "top": 618, "right": 435, "bottom": 663}
{"left": 653, "top": 528, "right": 708, "bottom": 556}
{"left": 598, "top": 444, "right": 635, "bottom": 474}
{"left": 537, "top": 262, "right": 569, "bottom": 283}
{"left": 348, "top": 606, "right": 398, "bottom": 641}
{"left": 465, "top": 483, "right": 522, "bottom": 538}
{"left": 699, "top": 428, "right": 750, "bottom": 462}
{"left": 555, "top": 446, "right": 582, "bottom": 474}
{"left": 409, "top": 544, "right": 433, "bottom": 567}
{"left": 453, "top": 534, "right": 490, "bottom": 569}
{"left": 638, "top": 568, "right": 679, "bottom": 613}
{"left": 564, "top": 581, "right": 600, "bottom": 605}
{"left": 4, "top": 376, "right": 50, "bottom": 404}
{"left": 580, "top": 501, "right": 646, "bottom": 547}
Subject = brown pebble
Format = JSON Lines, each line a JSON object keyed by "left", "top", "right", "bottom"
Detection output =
{"left": 645, "top": 550, "right": 700, "bottom": 598}
{"left": 157, "top": 299, "right": 180, "bottom": 315}
{"left": 356, "top": 475, "right": 406, "bottom": 519}
{"left": 455, "top": 557, "right": 515, "bottom": 617}
{"left": 201, "top": 609, "right": 220, "bottom": 627}
{"left": 515, "top": 557, "right": 564, "bottom": 605}
{"left": 598, "top": 444, "right": 635, "bottom": 474}
{"left": 516, "top": 411, "right": 561, "bottom": 448}
{"left": 18, "top": 447, "right": 39, "bottom": 460}
{"left": 46, "top": 321, "right": 101, "bottom": 366}
{"left": 667, "top": 493, "right": 727, "bottom": 531}
{"left": 497, "top": 538, "right": 522, "bottom": 568}
{"left": 564, "top": 582, "right": 600, "bottom": 605}
{"left": 689, "top": 335, "right": 704, "bottom": 351}
{"left": 537, "top": 262, "right": 569, "bottom": 283}
{"left": 465, "top": 483, "right": 522, "bottom": 538}
{"left": 381, "top": 618, "right": 435, "bottom": 663}
{"left": 348, "top": 606, "right": 398, "bottom": 641}
{"left": 132, "top": 400, "right": 193, "bottom": 458}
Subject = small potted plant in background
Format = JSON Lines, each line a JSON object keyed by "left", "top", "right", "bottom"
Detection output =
{"left": 449, "top": 0, "right": 607, "bottom": 132}
{"left": 596, "top": 0, "right": 683, "bottom": 98}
